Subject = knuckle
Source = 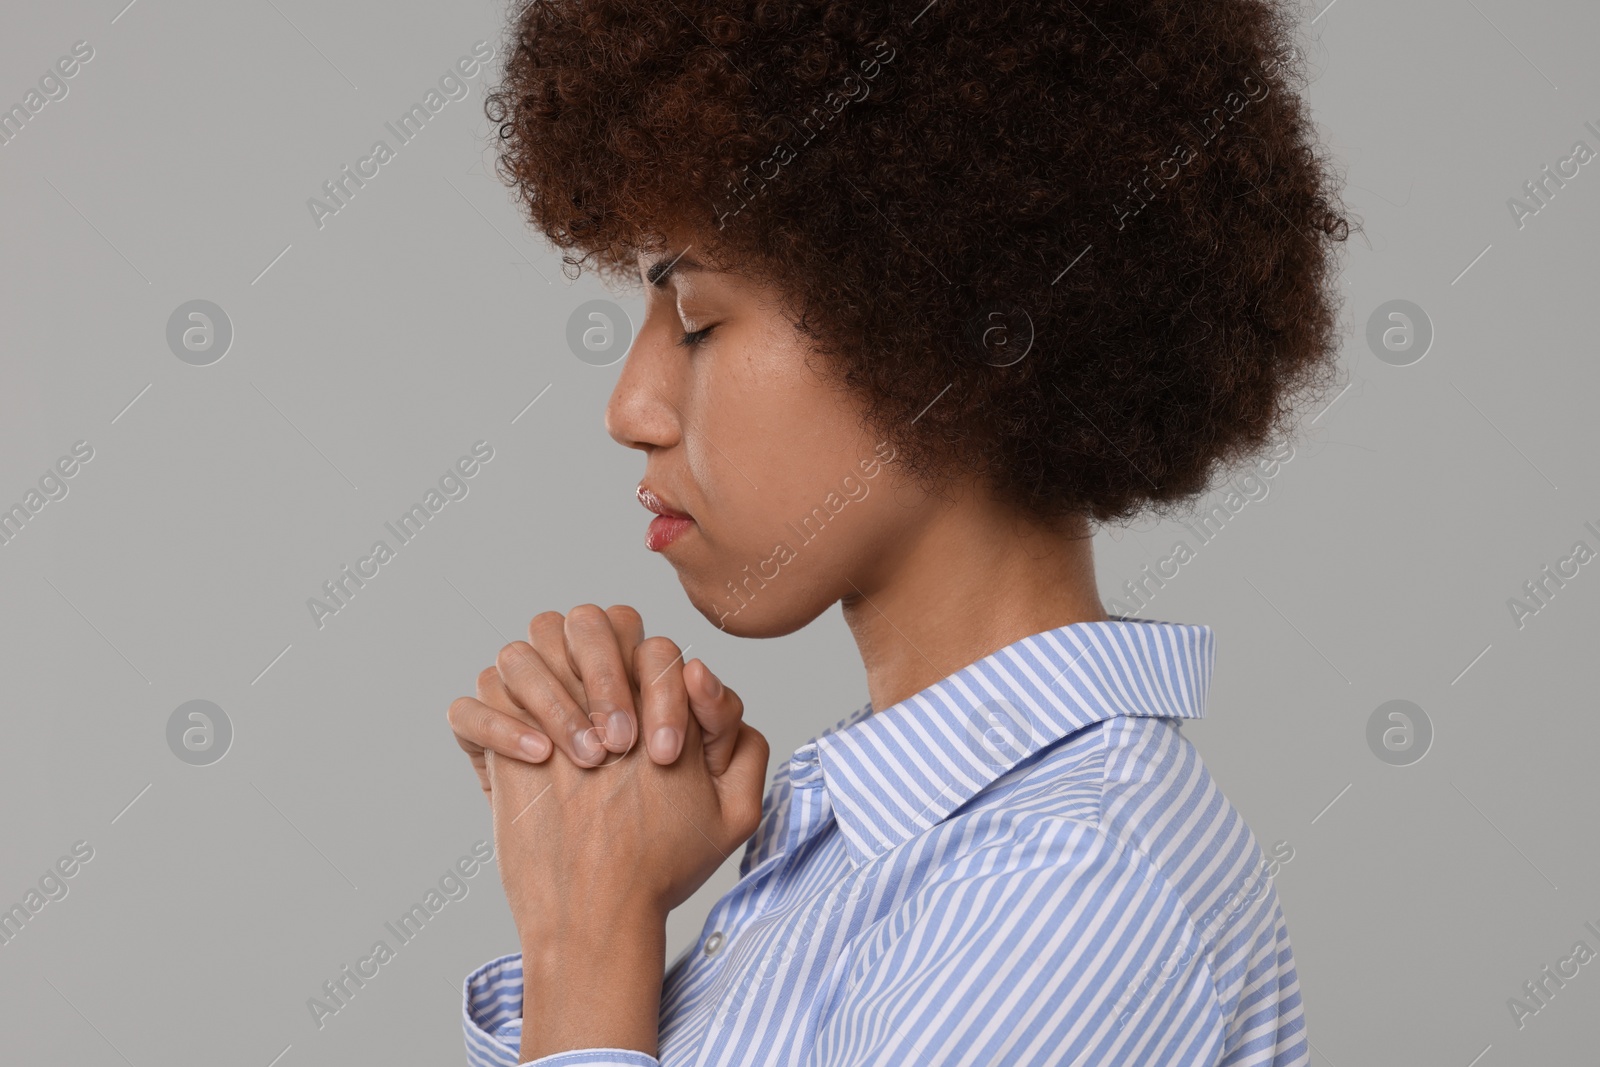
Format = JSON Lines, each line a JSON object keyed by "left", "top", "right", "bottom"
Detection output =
{"left": 638, "top": 634, "right": 680, "bottom": 660}
{"left": 588, "top": 667, "right": 629, "bottom": 698}
{"left": 734, "top": 802, "right": 763, "bottom": 838}
{"left": 496, "top": 640, "right": 536, "bottom": 676}
{"left": 605, "top": 603, "right": 642, "bottom": 628}
{"left": 528, "top": 610, "right": 565, "bottom": 635}
{"left": 515, "top": 676, "right": 578, "bottom": 726}
{"left": 636, "top": 639, "right": 685, "bottom": 691}
{"left": 566, "top": 602, "right": 608, "bottom": 628}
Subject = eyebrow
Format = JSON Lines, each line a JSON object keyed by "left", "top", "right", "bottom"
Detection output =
{"left": 645, "top": 250, "right": 708, "bottom": 288}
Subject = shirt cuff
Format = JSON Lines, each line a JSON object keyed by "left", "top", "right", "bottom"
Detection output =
{"left": 462, "top": 953, "right": 662, "bottom": 1067}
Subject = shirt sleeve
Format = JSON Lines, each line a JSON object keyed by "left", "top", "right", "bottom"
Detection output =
{"left": 461, "top": 953, "right": 661, "bottom": 1067}
{"left": 804, "top": 818, "right": 1231, "bottom": 1067}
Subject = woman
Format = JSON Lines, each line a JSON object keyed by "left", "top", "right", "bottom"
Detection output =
{"left": 446, "top": 0, "right": 1349, "bottom": 1063}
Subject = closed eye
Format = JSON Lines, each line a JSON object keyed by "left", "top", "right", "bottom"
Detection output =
{"left": 677, "top": 324, "right": 716, "bottom": 349}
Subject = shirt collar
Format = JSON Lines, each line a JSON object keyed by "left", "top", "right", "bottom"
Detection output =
{"left": 801, "top": 617, "right": 1214, "bottom": 865}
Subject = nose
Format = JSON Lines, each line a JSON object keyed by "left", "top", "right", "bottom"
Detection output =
{"left": 604, "top": 309, "right": 682, "bottom": 454}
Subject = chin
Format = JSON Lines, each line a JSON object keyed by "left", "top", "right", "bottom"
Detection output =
{"left": 684, "top": 580, "right": 828, "bottom": 639}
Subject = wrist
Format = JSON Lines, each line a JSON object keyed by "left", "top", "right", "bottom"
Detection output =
{"left": 521, "top": 906, "right": 667, "bottom": 970}
{"left": 519, "top": 890, "right": 668, "bottom": 947}
{"left": 519, "top": 908, "right": 668, "bottom": 1062}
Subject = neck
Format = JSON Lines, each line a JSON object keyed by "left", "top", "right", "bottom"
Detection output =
{"left": 841, "top": 481, "right": 1108, "bottom": 714}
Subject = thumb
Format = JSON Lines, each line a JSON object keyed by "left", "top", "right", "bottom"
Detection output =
{"left": 686, "top": 658, "right": 745, "bottom": 777}
{"left": 714, "top": 723, "right": 771, "bottom": 844}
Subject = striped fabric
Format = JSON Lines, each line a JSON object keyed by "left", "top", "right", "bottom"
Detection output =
{"left": 462, "top": 617, "right": 1308, "bottom": 1066}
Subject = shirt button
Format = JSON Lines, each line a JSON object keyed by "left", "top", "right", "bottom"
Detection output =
{"left": 703, "top": 931, "right": 727, "bottom": 957}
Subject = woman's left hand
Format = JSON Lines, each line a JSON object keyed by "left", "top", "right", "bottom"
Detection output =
{"left": 482, "top": 635, "right": 770, "bottom": 1058}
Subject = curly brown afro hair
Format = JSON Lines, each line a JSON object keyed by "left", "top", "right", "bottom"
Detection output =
{"left": 484, "top": 0, "right": 1352, "bottom": 525}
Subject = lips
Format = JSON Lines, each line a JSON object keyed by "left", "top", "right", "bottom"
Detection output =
{"left": 637, "top": 483, "right": 695, "bottom": 552}
{"left": 636, "top": 483, "right": 691, "bottom": 520}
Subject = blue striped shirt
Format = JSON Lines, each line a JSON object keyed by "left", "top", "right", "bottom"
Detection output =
{"left": 462, "top": 617, "right": 1308, "bottom": 1066}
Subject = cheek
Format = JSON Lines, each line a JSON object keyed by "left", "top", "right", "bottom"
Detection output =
{"left": 693, "top": 350, "right": 860, "bottom": 533}
{"left": 670, "top": 345, "right": 918, "bottom": 635}
{"left": 690, "top": 384, "right": 817, "bottom": 547}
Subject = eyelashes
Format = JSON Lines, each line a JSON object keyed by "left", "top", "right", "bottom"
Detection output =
{"left": 677, "top": 324, "right": 717, "bottom": 349}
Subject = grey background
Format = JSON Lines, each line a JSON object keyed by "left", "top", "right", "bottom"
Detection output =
{"left": 1, "top": 0, "right": 1596, "bottom": 1064}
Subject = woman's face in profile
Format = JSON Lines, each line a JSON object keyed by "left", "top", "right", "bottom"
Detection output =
{"left": 606, "top": 242, "right": 925, "bottom": 638}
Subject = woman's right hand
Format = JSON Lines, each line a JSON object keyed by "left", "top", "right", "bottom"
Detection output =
{"left": 446, "top": 603, "right": 748, "bottom": 797}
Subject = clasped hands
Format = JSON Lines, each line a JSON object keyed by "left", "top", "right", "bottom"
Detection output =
{"left": 446, "top": 603, "right": 770, "bottom": 959}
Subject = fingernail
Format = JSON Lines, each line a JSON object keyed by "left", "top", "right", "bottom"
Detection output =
{"left": 649, "top": 726, "right": 680, "bottom": 763}
{"left": 520, "top": 733, "right": 551, "bottom": 760}
{"left": 605, "top": 708, "right": 634, "bottom": 749}
{"left": 703, "top": 665, "right": 724, "bottom": 699}
{"left": 573, "top": 726, "right": 605, "bottom": 765}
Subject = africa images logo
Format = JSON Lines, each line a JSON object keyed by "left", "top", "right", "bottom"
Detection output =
{"left": 305, "top": 41, "right": 495, "bottom": 230}
{"left": 305, "top": 841, "right": 495, "bottom": 1029}
{"left": 306, "top": 441, "right": 495, "bottom": 630}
